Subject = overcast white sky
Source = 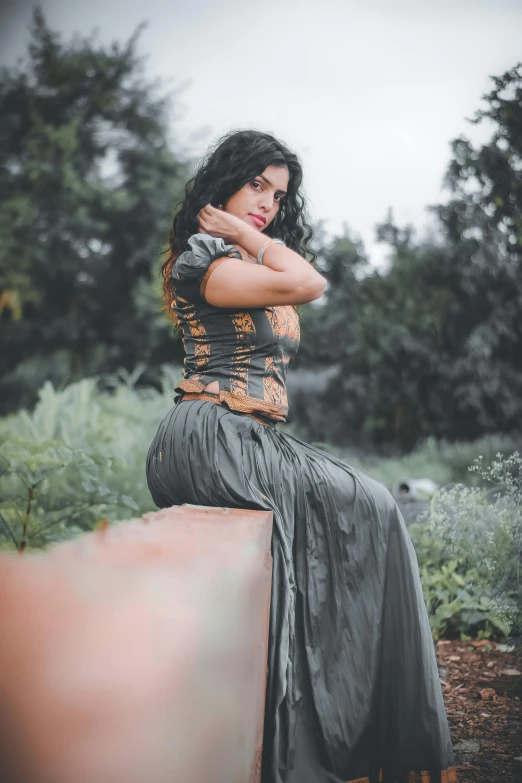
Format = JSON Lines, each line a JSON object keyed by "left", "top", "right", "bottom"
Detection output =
{"left": 1, "top": 0, "right": 521, "bottom": 265}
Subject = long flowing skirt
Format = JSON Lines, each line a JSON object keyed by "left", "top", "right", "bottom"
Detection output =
{"left": 145, "top": 399, "right": 456, "bottom": 783}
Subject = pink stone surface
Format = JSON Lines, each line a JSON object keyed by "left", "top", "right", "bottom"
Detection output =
{"left": 0, "top": 505, "right": 273, "bottom": 783}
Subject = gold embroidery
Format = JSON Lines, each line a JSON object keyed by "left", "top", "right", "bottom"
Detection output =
{"left": 178, "top": 392, "right": 272, "bottom": 426}
{"left": 172, "top": 300, "right": 300, "bottom": 423}
{"left": 441, "top": 770, "right": 458, "bottom": 783}
{"left": 174, "top": 298, "right": 210, "bottom": 373}
{"left": 176, "top": 378, "right": 208, "bottom": 393}
{"left": 175, "top": 379, "right": 288, "bottom": 421}
{"left": 262, "top": 306, "right": 300, "bottom": 409}
{"left": 263, "top": 355, "right": 283, "bottom": 407}
{"left": 190, "top": 307, "right": 210, "bottom": 369}
{"left": 265, "top": 304, "right": 300, "bottom": 345}
{"left": 172, "top": 292, "right": 187, "bottom": 373}
{"left": 199, "top": 256, "right": 231, "bottom": 299}
{"left": 230, "top": 312, "right": 256, "bottom": 396}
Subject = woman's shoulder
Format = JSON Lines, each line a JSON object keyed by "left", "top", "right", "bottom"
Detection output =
{"left": 172, "top": 233, "right": 243, "bottom": 285}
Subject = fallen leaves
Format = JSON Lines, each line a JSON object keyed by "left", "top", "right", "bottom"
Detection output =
{"left": 478, "top": 688, "right": 497, "bottom": 701}
{"left": 437, "top": 639, "right": 521, "bottom": 783}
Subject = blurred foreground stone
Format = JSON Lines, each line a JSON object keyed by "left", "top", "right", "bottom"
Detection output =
{"left": 0, "top": 505, "right": 273, "bottom": 783}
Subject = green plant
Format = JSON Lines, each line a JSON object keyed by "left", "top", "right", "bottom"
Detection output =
{"left": 411, "top": 539, "right": 512, "bottom": 640}
{"left": 0, "top": 435, "right": 138, "bottom": 552}
{"left": 409, "top": 452, "right": 522, "bottom": 645}
{"left": 0, "top": 366, "right": 180, "bottom": 551}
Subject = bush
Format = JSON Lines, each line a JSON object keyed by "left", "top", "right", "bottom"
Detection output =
{"left": 1, "top": 375, "right": 520, "bottom": 648}
{"left": 410, "top": 452, "right": 522, "bottom": 646}
{"left": 0, "top": 366, "right": 179, "bottom": 551}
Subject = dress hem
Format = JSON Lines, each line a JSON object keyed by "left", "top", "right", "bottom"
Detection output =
{"left": 345, "top": 767, "right": 457, "bottom": 783}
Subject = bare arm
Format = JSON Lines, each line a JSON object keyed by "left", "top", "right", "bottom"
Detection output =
{"left": 198, "top": 206, "right": 326, "bottom": 309}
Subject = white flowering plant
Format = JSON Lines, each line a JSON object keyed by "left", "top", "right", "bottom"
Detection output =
{"left": 409, "top": 452, "right": 522, "bottom": 646}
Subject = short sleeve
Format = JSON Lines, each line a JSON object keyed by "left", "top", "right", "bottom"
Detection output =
{"left": 172, "top": 233, "right": 242, "bottom": 300}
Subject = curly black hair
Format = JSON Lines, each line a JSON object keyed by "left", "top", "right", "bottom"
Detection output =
{"left": 160, "top": 128, "right": 316, "bottom": 316}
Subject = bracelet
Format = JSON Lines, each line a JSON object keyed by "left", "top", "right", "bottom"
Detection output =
{"left": 257, "top": 238, "right": 285, "bottom": 265}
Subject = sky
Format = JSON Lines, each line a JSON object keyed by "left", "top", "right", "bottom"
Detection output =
{"left": 1, "top": 0, "right": 521, "bottom": 266}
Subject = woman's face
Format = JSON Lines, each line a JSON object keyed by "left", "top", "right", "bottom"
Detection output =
{"left": 223, "top": 165, "right": 289, "bottom": 232}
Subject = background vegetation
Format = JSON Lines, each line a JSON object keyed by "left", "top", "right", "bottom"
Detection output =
{"left": 1, "top": 375, "right": 520, "bottom": 647}
{"left": 1, "top": 11, "right": 521, "bottom": 646}
{"left": 2, "top": 12, "right": 521, "bottom": 453}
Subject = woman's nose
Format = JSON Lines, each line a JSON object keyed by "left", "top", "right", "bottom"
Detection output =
{"left": 259, "top": 194, "right": 275, "bottom": 212}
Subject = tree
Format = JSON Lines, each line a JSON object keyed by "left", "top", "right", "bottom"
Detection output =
{"left": 293, "top": 63, "right": 522, "bottom": 450}
{"left": 431, "top": 62, "right": 522, "bottom": 440}
{"left": 314, "top": 220, "right": 457, "bottom": 450}
{"left": 288, "top": 225, "right": 370, "bottom": 442}
{"left": 0, "top": 9, "right": 188, "bottom": 414}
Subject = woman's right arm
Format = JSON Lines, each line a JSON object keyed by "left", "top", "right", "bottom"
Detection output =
{"left": 203, "top": 222, "right": 326, "bottom": 309}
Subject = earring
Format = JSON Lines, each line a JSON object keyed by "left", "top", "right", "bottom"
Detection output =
{"left": 217, "top": 203, "right": 223, "bottom": 209}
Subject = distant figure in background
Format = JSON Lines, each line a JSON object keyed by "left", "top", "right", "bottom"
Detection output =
{"left": 146, "top": 129, "right": 456, "bottom": 783}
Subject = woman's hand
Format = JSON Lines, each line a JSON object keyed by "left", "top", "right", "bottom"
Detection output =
{"left": 197, "top": 204, "right": 248, "bottom": 244}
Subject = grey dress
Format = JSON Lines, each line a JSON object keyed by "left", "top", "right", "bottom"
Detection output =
{"left": 146, "top": 233, "right": 456, "bottom": 783}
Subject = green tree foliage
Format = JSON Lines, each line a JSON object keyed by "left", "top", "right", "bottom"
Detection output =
{"left": 0, "top": 9, "right": 187, "bottom": 414}
{"left": 291, "top": 63, "right": 522, "bottom": 450}
{"left": 433, "top": 62, "right": 522, "bottom": 439}
{"left": 291, "top": 220, "right": 456, "bottom": 449}
{"left": 288, "top": 225, "right": 370, "bottom": 442}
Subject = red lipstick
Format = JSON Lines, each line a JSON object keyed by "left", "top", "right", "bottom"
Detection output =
{"left": 250, "top": 213, "right": 266, "bottom": 227}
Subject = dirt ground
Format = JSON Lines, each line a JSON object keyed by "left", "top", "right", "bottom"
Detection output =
{"left": 436, "top": 639, "right": 522, "bottom": 782}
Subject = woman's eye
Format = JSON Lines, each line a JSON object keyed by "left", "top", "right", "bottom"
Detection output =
{"left": 252, "top": 181, "right": 284, "bottom": 203}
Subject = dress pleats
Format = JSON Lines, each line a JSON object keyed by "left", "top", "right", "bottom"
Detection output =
{"left": 146, "top": 399, "right": 456, "bottom": 783}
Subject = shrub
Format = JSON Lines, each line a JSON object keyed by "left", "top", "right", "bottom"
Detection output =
{"left": 0, "top": 366, "right": 180, "bottom": 551}
{"left": 410, "top": 452, "right": 522, "bottom": 645}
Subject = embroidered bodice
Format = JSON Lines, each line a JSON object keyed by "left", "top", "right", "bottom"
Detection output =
{"left": 171, "top": 233, "right": 300, "bottom": 423}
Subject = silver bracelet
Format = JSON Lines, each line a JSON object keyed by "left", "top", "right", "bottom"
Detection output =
{"left": 257, "top": 238, "right": 285, "bottom": 265}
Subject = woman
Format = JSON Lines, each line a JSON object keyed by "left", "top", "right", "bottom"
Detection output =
{"left": 146, "top": 129, "right": 456, "bottom": 783}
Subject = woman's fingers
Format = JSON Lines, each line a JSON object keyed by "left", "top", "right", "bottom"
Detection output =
{"left": 197, "top": 204, "right": 212, "bottom": 229}
{"left": 199, "top": 203, "right": 214, "bottom": 218}
{"left": 197, "top": 204, "right": 219, "bottom": 235}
